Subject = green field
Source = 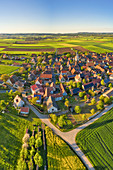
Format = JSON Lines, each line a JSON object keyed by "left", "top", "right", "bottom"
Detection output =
{"left": 76, "top": 108, "right": 113, "bottom": 170}
{"left": 45, "top": 126, "right": 86, "bottom": 170}
{"left": 0, "top": 65, "right": 19, "bottom": 74}
{"left": 0, "top": 112, "right": 33, "bottom": 170}
{"left": 0, "top": 35, "right": 113, "bottom": 54}
{"left": 0, "top": 93, "right": 42, "bottom": 169}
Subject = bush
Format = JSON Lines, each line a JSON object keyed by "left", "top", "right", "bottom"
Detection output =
{"left": 79, "top": 92, "right": 84, "bottom": 98}
{"left": 91, "top": 98, "right": 96, "bottom": 105}
{"left": 96, "top": 101, "right": 104, "bottom": 110}
{"left": 50, "top": 114, "right": 58, "bottom": 124}
{"left": 75, "top": 106, "right": 81, "bottom": 114}
{"left": 90, "top": 109, "right": 95, "bottom": 115}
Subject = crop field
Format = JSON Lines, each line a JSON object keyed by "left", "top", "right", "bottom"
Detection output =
{"left": 0, "top": 112, "right": 32, "bottom": 169}
{"left": 0, "top": 65, "right": 19, "bottom": 74}
{"left": 0, "top": 35, "right": 113, "bottom": 54}
{"left": 76, "top": 108, "right": 113, "bottom": 169}
{"left": 0, "top": 59, "right": 25, "bottom": 65}
{"left": 45, "top": 126, "right": 86, "bottom": 170}
{"left": 0, "top": 93, "right": 42, "bottom": 169}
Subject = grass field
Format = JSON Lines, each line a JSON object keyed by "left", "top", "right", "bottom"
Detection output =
{"left": 76, "top": 108, "right": 113, "bottom": 170}
{"left": 0, "top": 65, "right": 19, "bottom": 74}
{"left": 45, "top": 126, "right": 86, "bottom": 170}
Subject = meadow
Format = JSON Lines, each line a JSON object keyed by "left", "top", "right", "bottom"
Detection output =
{"left": 0, "top": 65, "right": 19, "bottom": 74}
{"left": 45, "top": 126, "right": 86, "bottom": 170}
{"left": 76, "top": 108, "right": 113, "bottom": 169}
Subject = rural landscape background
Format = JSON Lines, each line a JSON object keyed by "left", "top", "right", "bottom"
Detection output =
{"left": 0, "top": 0, "right": 113, "bottom": 169}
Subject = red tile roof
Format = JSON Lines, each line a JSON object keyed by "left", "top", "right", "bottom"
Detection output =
{"left": 21, "top": 107, "right": 29, "bottom": 113}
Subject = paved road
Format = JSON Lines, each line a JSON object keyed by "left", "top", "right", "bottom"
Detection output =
{"left": 24, "top": 97, "right": 113, "bottom": 170}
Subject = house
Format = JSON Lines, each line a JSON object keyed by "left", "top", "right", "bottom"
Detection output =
{"left": 75, "top": 74, "right": 82, "bottom": 82}
{"left": 71, "top": 68, "right": 76, "bottom": 75}
{"left": 6, "top": 75, "right": 18, "bottom": 85}
{"left": 109, "top": 74, "right": 113, "bottom": 81}
{"left": 59, "top": 74, "right": 66, "bottom": 82}
{"left": 51, "top": 93, "right": 63, "bottom": 101}
{"left": 35, "top": 77, "right": 42, "bottom": 85}
{"left": 40, "top": 73, "right": 52, "bottom": 83}
{"left": 46, "top": 96, "right": 58, "bottom": 113}
{"left": 33, "top": 94, "right": 42, "bottom": 104}
{"left": 60, "top": 83, "right": 67, "bottom": 96}
{"left": 20, "top": 107, "right": 29, "bottom": 115}
{"left": 67, "top": 75, "right": 76, "bottom": 81}
{"left": 82, "top": 82, "right": 94, "bottom": 91}
{"left": 103, "top": 88, "right": 113, "bottom": 98}
{"left": 70, "top": 88, "right": 80, "bottom": 95}
{"left": 50, "top": 82, "right": 56, "bottom": 91}
{"left": 14, "top": 95, "right": 25, "bottom": 107}
{"left": 31, "top": 84, "right": 43, "bottom": 94}
{"left": 28, "top": 74, "right": 34, "bottom": 81}
{"left": 13, "top": 81, "right": 24, "bottom": 89}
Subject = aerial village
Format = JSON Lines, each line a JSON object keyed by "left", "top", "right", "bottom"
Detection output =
{"left": 1, "top": 48, "right": 113, "bottom": 129}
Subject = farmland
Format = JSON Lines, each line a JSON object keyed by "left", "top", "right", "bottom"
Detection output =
{"left": 0, "top": 34, "right": 113, "bottom": 54}
{"left": 45, "top": 126, "right": 86, "bottom": 170}
{"left": 76, "top": 108, "right": 113, "bottom": 169}
{"left": 0, "top": 65, "right": 19, "bottom": 74}
{"left": 0, "top": 112, "right": 33, "bottom": 170}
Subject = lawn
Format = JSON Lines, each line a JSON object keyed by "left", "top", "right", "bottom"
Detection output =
{"left": 0, "top": 65, "right": 19, "bottom": 74}
{"left": 76, "top": 108, "right": 113, "bottom": 169}
{"left": 45, "top": 126, "right": 86, "bottom": 170}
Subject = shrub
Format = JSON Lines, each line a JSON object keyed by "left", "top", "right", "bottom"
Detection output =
{"left": 75, "top": 106, "right": 81, "bottom": 114}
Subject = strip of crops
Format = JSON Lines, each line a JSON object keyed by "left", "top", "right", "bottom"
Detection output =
{"left": 45, "top": 126, "right": 86, "bottom": 170}
{"left": 76, "top": 108, "right": 113, "bottom": 169}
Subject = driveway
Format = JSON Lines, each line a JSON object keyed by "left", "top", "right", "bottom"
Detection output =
{"left": 24, "top": 98, "right": 113, "bottom": 170}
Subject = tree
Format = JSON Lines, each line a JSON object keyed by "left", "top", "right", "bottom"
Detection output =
{"left": 82, "top": 114, "right": 86, "bottom": 120}
{"left": 83, "top": 79, "right": 86, "bottom": 84}
{"left": 108, "top": 83, "right": 112, "bottom": 89}
{"left": 35, "top": 137, "right": 42, "bottom": 148}
{"left": 1, "top": 74, "right": 9, "bottom": 82}
{"left": 96, "top": 101, "right": 104, "bottom": 110}
{"left": 58, "top": 115, "right": 66, "bottom": 128}
{"left": 99, "top": 95, "right": 104, "bottom": 101}
{"left": 50, "top": 114, "right": 57, "bottom": 124}
{"left": 79, "top": 92, "right": 84, "bottom": 98}
{"left": 30, "top": 146, "right": 35, "bottom": 156}
{"left": 69, "top": 80, "right": 73, "bottom": 86}
{"left": 74, "top": 106, "right": 81, "bottom": 114}
{"left": 104, "top": 97, "right": 111, "bottom": 105}
{"left": 91, "top": 98, "right": 96, "bottom": 105}
{"left": 29, "top": 136, "right": 35, "bottom": 147}
{"left": 101, "top": 79, "right": 105, "bottom": 86}
{"left": 90, "top": 109, "right": 95, "bottom": 114}
{"left": 20, "top": 67, "right": 25, "bottom": 74}
{"left": 77, "top": 82, "right": 82, "bottom": 89}
{"left": 17, "top": 159, "right": 27, "bottom": 170}
{"left": 65, "top": 99, "right": 69, "bottom": 108}
{"left": 30, "top": 97, "right": 37, "bottom": 105}
{"left": 34, "top": 153, "right": 43, "bottom": 167}
{"left": 84, "top": 95, "right": 87, "bottom": 101}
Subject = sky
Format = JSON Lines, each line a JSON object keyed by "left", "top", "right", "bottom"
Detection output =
{"left": 0, "top": 0, "right": 113, "bottom": 33}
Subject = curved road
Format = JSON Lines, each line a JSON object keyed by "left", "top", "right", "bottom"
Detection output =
{"left": 24, "top": 98, "right": 113, "bottom": 170}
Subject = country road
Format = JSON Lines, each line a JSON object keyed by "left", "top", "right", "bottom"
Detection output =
{"left": 24, "top": 97, "right": 113, "bottom": 170}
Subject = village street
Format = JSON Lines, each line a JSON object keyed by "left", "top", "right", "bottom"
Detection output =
{"left": 24, "top": 97, "right": 113, "bottom": 170}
